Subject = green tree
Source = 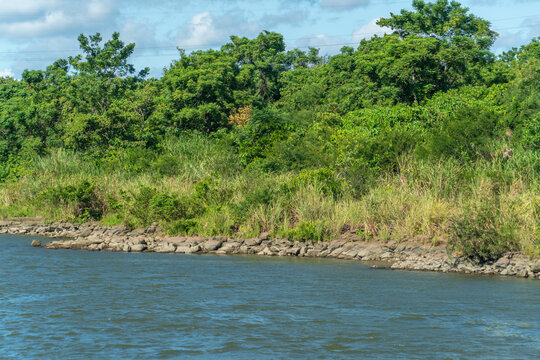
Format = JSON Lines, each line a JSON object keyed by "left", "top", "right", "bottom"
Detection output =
{"left": 61, "top": 32, "right": 150, "bottom": 151}
{"left": 378, "top": 0, "right": 497, "bottom": 49}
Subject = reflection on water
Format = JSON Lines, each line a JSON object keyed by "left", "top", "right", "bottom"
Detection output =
{"left": 1, "top": 235, "right": 539, "bottom": 359}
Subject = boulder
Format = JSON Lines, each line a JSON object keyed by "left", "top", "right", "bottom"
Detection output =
{"left": 186, "top": 245, "right": 202, "bottom": 254}
{"left": 531, "top": 261, "right": 540, "bottom": 273}
{"left": 175, "top": 245, "right": 192, "bottom": 253}
{"left": 30, "top": 240, "right": 42, "bottom": 247}
{"left": 257, "top": 247, "right": 274, "bottom": 256}
{"left": 216, "top": 242, "right": 241, "bottom": 254}
{"left": 154, "top": 242, "right": 176, "bottom": 253}
{"left": 244, "top": 238, "right": 262, "bottom": 246}
{"left": 203, "top": 239, "right": 223, "bottom": 251}
{"left": 131, "top": 244, "right": 147, "bottom": 252}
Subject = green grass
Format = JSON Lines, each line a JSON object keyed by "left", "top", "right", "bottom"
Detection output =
{"left": 1, "top": 136, "right": 538, "bottom": 259}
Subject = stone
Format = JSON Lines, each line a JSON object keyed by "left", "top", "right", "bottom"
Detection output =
{"left": 175, "top": 245, "right": 191, "bottom": 253}
{"left": 87, "top": 244, "right": 101, "bottom": 251}
{"left": 244, "top": 238, "right": 262, "bottom": 246}
{"left": 329, "top": 248, "right": 344, "bottom": 257}
{"left": 258, "top": 232, "right": 270, "bottom": 241}
{"left": 203, "top": 239, "right": 223, "bottom": 251}
{"left": 131, "top": 244, "right": 147, "bottom": 252}
{"left": 286, "top": 247, "right": 300, "bottom": 256}
{"left": 186, "top": 245, "right": 202, "bottom": 254}
{"left": 216, "top": 242, "right": 241, "bottom": 254}
{"left": 30, "top": 240, "right": 42, "bottom": 247}
{"left": 306, "top": 249, "right": 320, "bottom": 257}
{"left": 155, "top": 242, "right": 176, "bottom": 253}
{"left": 130, "top": 237, "right": 147, "bottom": 245}
{"left": 530, "top": 260, "right": 540, "bottom": 273}
{"left": 257, "top": 247, "right": 274, "bottom": 256}
{"left": 339, "top": 248, "right": 359, "bottom": 259}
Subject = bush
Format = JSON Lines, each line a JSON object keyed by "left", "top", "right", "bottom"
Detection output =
{"left": 418, "top": 106, "right": 498, "bottom": 161}
{"left": 41, "top": 180, "right": 104, "bottom": 220}
{"left": 286, "top": 220, "right": 329, "bottom": 243}
{"left": 448, "top": 202, "right": 519, "bottom": 263}
{"left": 230, "top": 186, "right": 276, "bottom": 222}
{"left": 124, "top": 186, "right": 203, "bottom": 227}
{"left": 283, "top": 168, "right": 348, "bottom": 198}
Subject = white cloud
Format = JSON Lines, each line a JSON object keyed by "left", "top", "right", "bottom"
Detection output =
{"left": 0, "top": 68, "right": 14, "bottom": 78}
{"left": 320, "top": 0, "right": 370, "bottom": 10}
{"left": 352, "top": 17, "right": 391, "bottom": 43}
{"left": 0, "top": 0, "right": 59, "bottom": 17}
{"left": 261, "top": 9, "right": 310, "bottom": 28}
{"left": 0, "top": 0, "right": 118, "bottom": 39}
{"left": 293, "top": 33, "right": 345, "bottom": 55}
{"left": 177, "top": 11, "right": 260, "bottom": 50}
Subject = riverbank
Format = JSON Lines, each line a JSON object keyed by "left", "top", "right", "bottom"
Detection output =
{"left": 1, "top": 219, "right": 539, "bottom": 279}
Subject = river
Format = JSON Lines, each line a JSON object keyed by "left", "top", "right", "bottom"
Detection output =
{"left": 1, "top": 234, "right": 539, "bottom": 359}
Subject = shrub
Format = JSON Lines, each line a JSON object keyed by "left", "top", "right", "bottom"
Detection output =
{"left": 124, "top": 186, "right": 203, "bottom": 227}
{"left": 41, "top": 180, "right": 104, "bottom": 220}
{"left": 230, "top": 186, "right": 276, "bottom": 222}
{"left": 286, "top": 220, "right": 330, "bottom": 243}
{"left": 283, "top": 168, "right": 348, "bottom": 198}
{"left": 448, "top": 202, "right": 519, "bottom": 263}
{"left": 418, "top": 106, "right": 498, "bottom": 161}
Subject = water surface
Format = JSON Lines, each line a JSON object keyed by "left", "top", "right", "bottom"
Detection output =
{"left": 1, "top": 235, "right": 539, "bottom": 359}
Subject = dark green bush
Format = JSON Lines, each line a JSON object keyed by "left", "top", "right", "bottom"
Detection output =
{"left": 286, "top": 220, "right": 329, "bottom": 243}
{"left": 283, "top": 168, "right": 348, "bottom": 198}
{"left": 41, "top": 180, "right": 104, "bottom": 220}
{"left": 448, "top": 203, "right": 518, "bottom": 263}
{"left": 124, "top": 186, "right": 203, "bottom": 226}
{"left": 418, "top": 106, "right": 498, "bottom": 161}
{"left": 230, "top": 186, "right": 276, "bottom": 222}
{"left": 152, "top": 154, "right": 181, "bottom": 176}
{"left": 165, "top": 219, "right": 198, "bottom": 235}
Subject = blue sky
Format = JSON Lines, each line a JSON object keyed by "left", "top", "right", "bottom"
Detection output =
{"left": 0, "top": 0, "right": 539, "bottom": 78}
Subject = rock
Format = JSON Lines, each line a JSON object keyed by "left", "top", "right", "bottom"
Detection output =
{"left": 339, "top": 248, "right": 360, "bottom": 259}
{"left": 87, "top": 243, "right": 101, "bottom": 251}
{"left": 356, "top": 247, "right": 374, "bottom": 259}
{"left": 30, "top": 240, "right": 42, "bottom": 247}
{"left": 130, "top": 237, "right": 147, "bottom": 245}
{"left": 530, "top": 260, "right": 540, "bottom": 273}
{"left": 244, "top": 238, "right": 262, "bottom": 246}
{"left": 203, "top": 239, "right": 223, "bottom": 251}
{"left": 122, "top": 244, "right": 131, "bottom": 252}
{"left": 62, "top": 231, "right": 77, "bottom": 238}
{"left": 131, "top": 244, "right": 147, "bottom": 252}
{"left": 258, "top": 232, "right": 270, "bottom": 241}
{"left": 237, "top": 245, "right": 252, "bottom": 254}
{"left": 257, "top": 247, "right": 274, "bottom": 256}
{"left": 495, "top": 256, "right": 512, "bottom": 268}
{"left": 155, "top": 242, "right": 176, "bottom": 253}
{"left": 306, "top": 249, "right": 320, "bottom": 257}
{"left": 216, "top": 242, "right": 241, "bottom": 254}
{"left": 286, "top": 247, "right": 300, "bottom": 256}
{"left": 329, "top": 248, "right": 344, "bottom": 258}
{"left": 186, "top": 245, "right": 202, "bottom": 254}
{"left": 175, "top": 245, "right": 191, "bottom": 253}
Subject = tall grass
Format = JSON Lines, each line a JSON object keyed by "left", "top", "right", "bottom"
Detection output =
{"left": 1, "top": 137, "right": 538, "bottom": 258}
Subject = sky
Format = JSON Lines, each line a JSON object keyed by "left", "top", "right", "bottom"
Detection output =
{"left": 0, "top": 0, "right": 539, "bottom": 78}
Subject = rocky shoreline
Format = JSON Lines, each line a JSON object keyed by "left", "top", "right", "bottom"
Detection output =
{"left": 2, "top": 219, "right": 539, "bottom": 279}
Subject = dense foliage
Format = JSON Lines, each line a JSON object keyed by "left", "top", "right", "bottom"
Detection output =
{"left": 1, "top": 0, "right": 538, "bottom": 261}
